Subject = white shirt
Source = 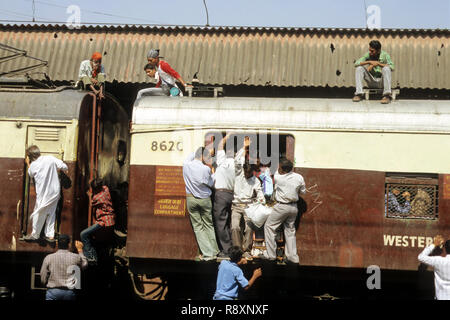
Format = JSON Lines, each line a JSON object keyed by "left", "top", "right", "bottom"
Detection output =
{"left": 274, "top": 170, "right": 306, "bottom": 204}
{"left": 214, "top": 150, "right": 235, "bottom": 191}
{"left": 232, "top": 148, "right": 265, "bottom": 205}
{"left": 418, "top": 245, "right": 450, "bottom": 300}
{"left": 78, "top": 60, "right": 106, "bottom": 79}
{"left": 28, "top": 155, "right": 68, "bottom": 208}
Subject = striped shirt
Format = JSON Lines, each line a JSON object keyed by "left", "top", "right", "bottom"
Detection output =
{"left": 92, "top": 186, "right": 115, "bottom": 227}
{"left": 40, "top": 250, "right": 88, "bottom": 289}
{"left": 418, "top": 245, "right": 450, "bottom": 300}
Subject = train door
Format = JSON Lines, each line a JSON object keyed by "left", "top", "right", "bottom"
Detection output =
{"left": 21, "top": 126, "right": 67, "bottom": 238}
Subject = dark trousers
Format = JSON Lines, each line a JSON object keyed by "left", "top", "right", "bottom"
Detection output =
{"left": 213, "top": 190, "right": 234, "bottom": 254}
{"left": 80, "top": 223, "right": 102, "bottom": 261}
{"left": 46, "top": 288, "right": 76, "bottom": 300}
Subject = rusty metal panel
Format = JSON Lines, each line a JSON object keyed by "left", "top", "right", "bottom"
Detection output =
{"left": 0, "top": 24, "right": 448, "bottom": 89}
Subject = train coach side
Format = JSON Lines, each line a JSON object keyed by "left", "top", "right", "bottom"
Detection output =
{"left": 127, "top": 96, "right": 450, "bottom": 272}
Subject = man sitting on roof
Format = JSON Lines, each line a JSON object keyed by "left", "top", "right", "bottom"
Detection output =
{"left": 78, "top": 52, "right": 106, "bottom": 99}
{"left": 352, "top": 40, "right": 395, "bottom": 104}
{"left": 135, "top": 49, "right": 190, "bottom": 101}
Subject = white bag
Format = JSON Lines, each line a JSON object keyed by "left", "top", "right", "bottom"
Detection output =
{"left": 245, "top": 203, "right": 272, "bottom": 228}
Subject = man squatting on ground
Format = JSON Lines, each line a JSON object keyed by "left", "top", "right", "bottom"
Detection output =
{"left": 183, "top": 147, "right": 219, "bottom": 261}
{"left": 352, "top": 40, "right": 395, "bottom": 104}
{"left": 40, "top": 234, "right": 87, "bottom": 300}
{"left": 263, "top": 157, "right": 306, "bottom": 264}
{"left": 213, "top": 133, "right": 236, "bottom": 259}
{"left": 22, "top": 145, "right": 68, "bottom": 242}
{"left": 213, "top": 246, "right": 262, "bottom": 300}
{"left": 231, "top": 137, "right": 265, "bottom": 261}
{"left": 418, "top": 235, "right": 450, "bottom": 300}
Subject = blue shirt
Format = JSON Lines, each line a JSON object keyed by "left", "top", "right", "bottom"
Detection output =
{"left": 182, "top": 152, "right": 215, "bottom": 198}
{"left": 213, "top": 260, "right": 249, "bottom": 300}
{"left": 385, "top": 192, "right": 411, "bottom": 215}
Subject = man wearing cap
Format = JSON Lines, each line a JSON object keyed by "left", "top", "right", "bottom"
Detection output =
{"left": 78, "top": 52, "right": 106, "bottom": 99}
{"left": 135, "top": 49, "right": 190, "bottom": 101}
{"left": 40, "top": 234, "right": 88, "bottom": 300}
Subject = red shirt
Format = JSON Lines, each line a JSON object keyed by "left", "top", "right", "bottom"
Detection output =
{"left": 92, "top": 186, "right": 115, "bottom": 227}
{"left": 155, "top": 60, "right": 181, "bottom": 88}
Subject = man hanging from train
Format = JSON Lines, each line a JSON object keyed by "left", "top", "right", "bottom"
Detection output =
{"left": 21, "top": 145, "right": 68, "bottom": 243}
{"left": 352, "top": 40, "right": 395, "bottom": 104}
{"left": 78, "top": 51, "right": 106, "bottom": 99}
{"left": 182, "top": 147, "right": 219, "bottom": 261}
{"left": 213, "top": 133, "right": 236, "bottom": 260}
{"left": 231, "top": 137, "right": 265, "bottom": 261}
{"left": 262, "top": 157, "right": 306, "bottom": 264}
{"left": 80, "top": 178, "right": 115, "bottom": 265}
{"left": 135, "top": 49, "right": 190, "bottom": 100}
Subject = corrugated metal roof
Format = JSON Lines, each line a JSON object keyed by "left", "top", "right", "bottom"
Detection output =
{"left": 0, "top": 24, "right": 448, "bottom": 89}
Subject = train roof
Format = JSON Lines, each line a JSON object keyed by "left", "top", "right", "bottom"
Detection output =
{"left": 0, "top": 88, "right": 90, "bottom": 120}
{"left": 0, "top": 88, "right": 123, "bottom": 121}
{"left": 132, "top": 96, "right": 450, "bottom": 133}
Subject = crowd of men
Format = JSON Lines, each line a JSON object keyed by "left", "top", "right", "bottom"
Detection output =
{"left": 182, "top": 134, "right": 307, "bottom": 264}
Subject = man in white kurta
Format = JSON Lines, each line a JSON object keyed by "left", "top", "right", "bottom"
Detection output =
{"left": 23, "top": 146, "right": 68, "bottom": 241}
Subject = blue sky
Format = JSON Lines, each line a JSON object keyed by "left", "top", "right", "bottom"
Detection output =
{"left": 0, "top": 0, "right": 449, "bottom": 29}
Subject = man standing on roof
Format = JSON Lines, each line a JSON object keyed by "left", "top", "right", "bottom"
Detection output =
{"left": 78, "top": 52, "right": 106, "bottom": 99}
{"left": 136, "top": 49, "right": 190, "bottom": 100}
{"left": 353, "top": 40, "right": 395, "bottom": 104}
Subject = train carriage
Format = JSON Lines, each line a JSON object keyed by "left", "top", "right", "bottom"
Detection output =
{"left": 127, "top": 96, "right": 450, "bottom": 276}
{"left": 0, "top": 87, "right": 129, "bottom": 296}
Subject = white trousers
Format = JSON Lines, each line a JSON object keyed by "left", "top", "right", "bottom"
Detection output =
{"left": 30, "top": 199, "right": 59, "bottom": 238}
{"left": 264, "top": 203, "right": 299, "bottom": 263}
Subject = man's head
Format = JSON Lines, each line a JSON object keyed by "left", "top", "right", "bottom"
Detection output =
{"left": 445, "top": 240, "right": 450, "bottom": 256}
{"left": 144, "top": 63, "right": 156, "bottom": 78}
{"left": 90, "top": 178, "right": 104, "bottom": 194}
{"left": 229, "top": 246, "right": 244, "bottom": 263}
{"left": 57, "top": 234, "right": 70, "bottom": 250}
{"left": 243, "top": 162, "right": 255, "bottom": 179}
{"left": 90, "top": 52, "right": 102, "bottom": 68}
{"left": 26, "top": 145, "right": 41, "bottom": 163}
{"left": 369, "top": 40, "right": 382, "bottom": 58}
{"left": 147, "top": 49, "right": 160, "bottom": 66}
{"left": 194, "top": 147, "right": 205, "bottom": 161}
{"left": 279, "top": 157, "right": 293, "bottom": 174}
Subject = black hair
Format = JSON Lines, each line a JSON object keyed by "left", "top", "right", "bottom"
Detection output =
{"left": 279, "top": 157, "right": 293, "bottom": 173}
{"left": 445, "top": 240, "right": 450, "bottom": 255}
{"left": 58, "top": 234, "right": 70, "bottom": 249}
{"left": 369, "top": 40, "right": 382, "bottom": 51}
{"left": 194, "top": 147, "right": 205, "bottom": 160}
{"left": 26, "top": 145, "right": 41, "bottom": 162}
{"left": 144, "top": 63, "right": 156, "bottom": 70}
{"left": 90, "top": 178, "right": 105, "bottom": 193}
{"left": 229, "top": 246, "right": 244, "bottom": 263}
{"left": 243, "top": 162, "right": 254, "bottom": 177}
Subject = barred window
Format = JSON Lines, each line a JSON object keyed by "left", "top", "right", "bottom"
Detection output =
{"left": 385, "top": 174, "right": 438, "bottom": 220}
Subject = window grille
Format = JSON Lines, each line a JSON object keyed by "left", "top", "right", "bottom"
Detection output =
{"left": 385, "top": 176, "right": 438, "bottom": 220}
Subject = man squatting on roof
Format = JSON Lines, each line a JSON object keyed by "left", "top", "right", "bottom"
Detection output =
{"left": 136, "top": 49, "right": 190, "bottom": 100}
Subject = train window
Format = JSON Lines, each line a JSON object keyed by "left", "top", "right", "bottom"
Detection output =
{"left": 205, "top": 131, "right": 295, "bottom": 172}
{"left": 385, "top": 173, "right": 438, "bottom": 220}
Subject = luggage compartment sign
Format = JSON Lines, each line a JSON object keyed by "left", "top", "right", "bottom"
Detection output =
{"left": 154, "top": 166, "right": 186, "bottom": 216}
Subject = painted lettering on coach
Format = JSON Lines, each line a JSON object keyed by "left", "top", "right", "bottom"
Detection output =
{"left": 383, "top": 234, "right": 433, "bottom": 248}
